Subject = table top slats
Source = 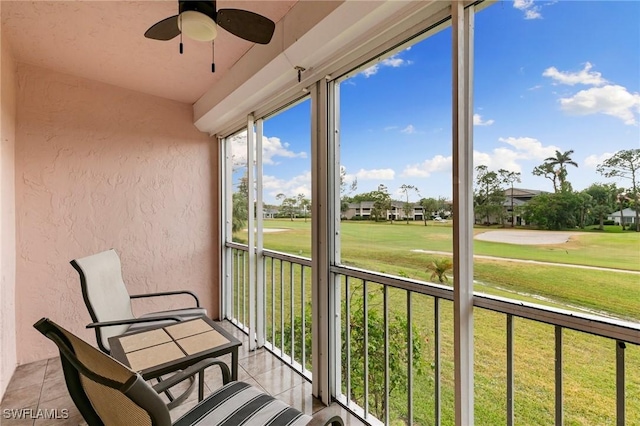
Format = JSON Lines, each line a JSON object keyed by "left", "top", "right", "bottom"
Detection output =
{"left": 108, "top": 317, "right": 241, "bottom": 377}
{"left": 177, "top": 330, "right": 230, "bottom": 356}
{"left": 164, "top": 318, "right": 212, "bottom": 339}
{"left": 126, "top": 342, "right": 185, "bottom": 371}
{"left": 118, "top": 328, "right": 172, "bottom": 353}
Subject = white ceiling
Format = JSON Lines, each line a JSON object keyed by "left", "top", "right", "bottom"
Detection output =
{"left": 1, "top": 1, "right": 298, "bottom": 104}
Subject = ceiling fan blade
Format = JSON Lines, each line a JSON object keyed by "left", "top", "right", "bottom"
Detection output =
{"left": 216, "top": 9, "right": 275, "bottom": 44}
{"left": 145, "top": 15, "right": 180, "bottom": 41}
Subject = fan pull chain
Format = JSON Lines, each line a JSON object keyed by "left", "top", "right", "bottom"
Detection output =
{"left": 211, "top": 41, "right": 215, "bottom": 73}
{"left": 179, "top": 15, "right": 183, "bottom": 54}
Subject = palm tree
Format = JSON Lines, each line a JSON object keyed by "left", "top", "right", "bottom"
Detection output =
{"left": 426, "top": 258, "right": 453, "bottom": 283}
{"left": 544, "top": 150, "right": 578, "bottom": 190}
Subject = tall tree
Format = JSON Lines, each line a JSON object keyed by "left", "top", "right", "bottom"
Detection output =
{"left": 522, "top": 192, "right": 581, "bottom": 230}
{"left": 399, "top": 184, "right": 420, "bottom": 224}
{"left": 340, "top": 166, "right": 358, "bottom": 215}
{"left": 597, "top": 149, "right": 640, "bottom": 231}
{"left": 575, "top": 192, "right": 593, "bottom": 229}
{"left": 419, "top": 197, "right": 439, "bottom": 226}
{"left": 499, "top": 169, "right": 521, "bottom": 227}
{"left": 232, "top": 174, "right": 249, "bottom": 237}
{"left": 297, "top": 193, "right": 311, "bottom": 222}
{"left": 544, "top": 149, "right": 578, "bottom": 191}
{"left": 474, "top": 165, "right": 506, "bottom": 225}
{"left": 584, "top": 183, "right": 617, "bottom": 230}
{"left": 533, "top": 162, "right": 559, "bottom": 193}
{"left": 372, "top": 184, "right": 392, "bottom": 222}
{"left": 276, "top": 193, "right": 298, "bottom": 221}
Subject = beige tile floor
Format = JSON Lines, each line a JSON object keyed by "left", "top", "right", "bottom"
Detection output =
{"left": 1, "top": 321, "right": 365, "bottom": 426}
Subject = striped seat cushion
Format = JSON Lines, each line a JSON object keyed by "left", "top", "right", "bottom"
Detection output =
{"left": 174, "top": 381, "right": 312, "bottom": 426}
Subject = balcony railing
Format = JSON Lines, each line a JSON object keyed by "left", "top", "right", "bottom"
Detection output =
{"left": 225, "top": 242, "right": 639, "bottom": 426}
{"left": 228, "top": 243, "right": 313, "bottom": 380}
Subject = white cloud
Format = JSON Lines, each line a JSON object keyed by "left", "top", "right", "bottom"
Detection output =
{"left": 473, "top": 137, "right": 561, "bottom": 172}
{"left": 362, "top": 66, "right": 379, "bottom": 78}
{"left": 401, "top": 137, "right": 561, "bottom": 180}
{"left": 382, "top": 57, "right": 405, "bottom": 67}
{"left": 542, "top": 62, "right": 607, "bottom": 86}
{"left": 474, "top": 148, "right": 523, "bottom": 172}
{"left": 401, "top": 125, "right": 416, "bottom": 134}
{"left": 558, "top": 84, "right": 640, "bottom": 125}
{"left": 360, "top": 53, "right": 411, "bottom": 78}
{"left": 584, "top": 152, "right": 615, "bottom": 169}
{"left": 263, "top": 171, "right": 311, "bottom": 200}
{"left": 262, "top": 136, "right": 307, "bottom": 164}
{"left": 513, "top": 0, "right": 542, "bottom": 19}
{"left": 524, "top": 8, "right": 542, "bottom": 19}
{"left": 402, "top": 155, "right": 451, "bottom": 178}
{"left": 514, "top": 0, "right": 534, "bottom": 10}
{"left": 229, "top": 131, "right": 307, "bottom": 167}
{"left": 355, "top": 168, "right": 395, "bottom": 180}
{"left": 473, "top": 114, "right": 495, "bottom": 126}
{"left": 384, "top": 126, "right": 398, "bottom": 131}
{"left": 498, "top": 137, "right": 560, "bottom": 159}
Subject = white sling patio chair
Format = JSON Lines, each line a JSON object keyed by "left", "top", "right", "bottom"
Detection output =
{"left": 71, "top": 249, "right": 207, "bottom": 353}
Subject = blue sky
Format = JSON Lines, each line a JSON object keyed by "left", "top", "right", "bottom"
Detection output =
{"left": 236, "top": 1, "right": 640, "bottom": 204}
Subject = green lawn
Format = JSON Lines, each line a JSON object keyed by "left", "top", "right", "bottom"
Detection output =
{"left": 257, "top": 219, "right": 640, "bottom": 321}
{"left": 259, "top": 219, "right": 640, "bottom": 271}
{"left": 233, "top": 219, "right": 640, "bottom": 425}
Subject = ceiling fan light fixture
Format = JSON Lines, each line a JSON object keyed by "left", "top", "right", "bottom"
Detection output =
{"left": 178, "top": 10, "right": 217, "bottom": 42}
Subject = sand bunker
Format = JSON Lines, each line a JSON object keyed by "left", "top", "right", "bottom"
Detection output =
{"left": 245, "top": 228, "right": 289, "bottom": 233}
{"left": 474, "top": 230, "right": 584, "bottom": 245}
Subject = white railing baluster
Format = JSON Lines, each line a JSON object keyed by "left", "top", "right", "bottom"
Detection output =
{"left": 302, "top": 266, "right": 306, "bottom": 369}
{"left": 363, "top": 280, "right": 369, "bottom": 419}
{"left": 271, "top": 258, "right": 275, "bottom": 346}
{"left": 384, "top": 285, "right": 389, "bottom": 426}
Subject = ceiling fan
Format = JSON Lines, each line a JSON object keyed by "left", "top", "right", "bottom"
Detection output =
{"left": 145, "top": 1, "right": 276, "bottom": 71}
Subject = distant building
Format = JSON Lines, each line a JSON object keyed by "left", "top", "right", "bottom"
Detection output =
{"left": 262, "top": 207, "right": 279, "bottom": 219}
{"left": 503, "top": 188, "right": 546, "bottom": 226}
{"left": 607, "top": 208, "right": 637, "bottom": 226}
{"left": 475, "top": 187, "right": 547, "bottom": 225}
{"left": 343, "top": 200, "right": 452, "bottom": 221}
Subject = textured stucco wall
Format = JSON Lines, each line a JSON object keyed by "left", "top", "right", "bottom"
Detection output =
{"left": 15, "top": 64, "right": 219, "bottom": 364}
{"left": 0, "top": 24, "right": 18, "bottom": 398}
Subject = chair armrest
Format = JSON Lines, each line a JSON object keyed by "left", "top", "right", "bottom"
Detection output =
{"left": 86, "top": 316, "right": 182, "bottom": 329}
{"left": 129, "top": 290, "right": 200, "bottom": 307}
{"left": 308, "top": 405, "right": 344, "bottom": 426}
{"left": 152, "top": 358, "right": 231, "bottom": 394}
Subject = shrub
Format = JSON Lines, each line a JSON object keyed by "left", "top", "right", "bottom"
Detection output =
{"left": 284, "top": 289, "right": 426, "bottom": 422}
